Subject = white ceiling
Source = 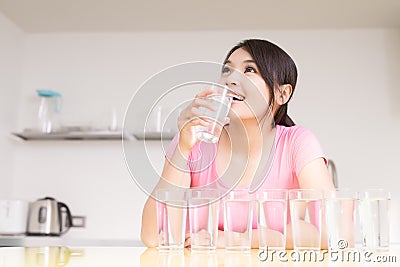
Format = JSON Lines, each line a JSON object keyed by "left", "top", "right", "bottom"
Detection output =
{"left": 0, "top": 0, "right": 399, "bottom": 33}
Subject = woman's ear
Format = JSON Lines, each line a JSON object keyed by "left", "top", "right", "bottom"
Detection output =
{"left": 277, "top": 84, "right": 293, "bottom": 105}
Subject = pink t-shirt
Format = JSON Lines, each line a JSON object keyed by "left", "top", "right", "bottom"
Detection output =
{"left": 166, "top": 125, "right": 327, "bottom": 231}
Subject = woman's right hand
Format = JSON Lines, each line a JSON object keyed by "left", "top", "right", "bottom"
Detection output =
{"left": 177, "top": 89, "right": 215, "bottom": 155}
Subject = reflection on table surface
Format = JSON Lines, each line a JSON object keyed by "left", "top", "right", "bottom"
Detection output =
{"left": 0, "top": 246, "right": 399, "bottom": 267}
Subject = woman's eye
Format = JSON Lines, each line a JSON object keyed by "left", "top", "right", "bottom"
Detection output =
{"left": 244, "top": 66, "right": 256, "bottom": 73}
{"left": 222, "top": 66, "right": 231, "bottom": 74}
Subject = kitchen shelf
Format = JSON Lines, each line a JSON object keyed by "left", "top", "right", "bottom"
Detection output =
{"left": 12, "top": 129, "right": 176, "bottom": 141}
{"left": 12, "top": 130, "right": 126, "bottom": 140}
{"left": 132, "top": 130, "right": 176, "bottom": 140}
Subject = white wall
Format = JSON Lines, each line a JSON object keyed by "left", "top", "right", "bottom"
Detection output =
{"left": 4, "top": 28, "right": 400, "bottom": 243}
{"left": 0, "top": 12, "right": 24, "bottom": 197}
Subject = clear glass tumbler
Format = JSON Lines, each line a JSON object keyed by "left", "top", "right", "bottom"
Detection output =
{"left": 325, "top": 189, "right": 357, "bottom": 250}
{"left": 223, "top": 189, "right": 253, "bottom": 252}
{"left": 256, "top": 189, "right": 288, "bottom": 251}
{"left": 195, "top": 84, "right": 232, "bottom": 143}
{"left": 188, "top": 189, "right": 220, "bottom": 251}
{"left": 359, "top": 189, "right": 391, "bottom": 251}
{"left": 289, "top": 189, "right": 323, "bottom": 251}
{"left": 156, "top": 189, "right": 188, "bottom": 251}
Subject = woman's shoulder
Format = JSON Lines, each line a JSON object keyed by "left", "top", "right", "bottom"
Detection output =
{"left": 276, "top": 124, "right": 317, "bottom": 140}
{"left": 276, "top": 125, "right": 323, "bottom": 154}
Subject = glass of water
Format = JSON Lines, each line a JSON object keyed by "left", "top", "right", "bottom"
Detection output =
{"left": 223, "top": 189, "right": 253, "bottom": 252}
{"left": 188, "top": 189, "right": 220, "bottom": 251}
{"left": 256, "top": 189, "right": 288, "bottom": 251}
{"left": 325, "top": 189, "right": 358, "bottom": 250}
{"left": 289, "top": 189, "right": 323, "bottom": 251}
{"left": 156, "top": 189, "right": 188, "bottom": 251}
{"left": 195, "top": 84, "right": 233, "bottom": 143}
{"left": 359, "top": 189, "right": 391, "bottom": 251}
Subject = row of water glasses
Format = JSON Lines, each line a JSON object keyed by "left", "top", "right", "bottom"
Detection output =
{"left": 156, "top": 188, "right": 391, "bottom": 252}
{"left": 156, "top": 189, "right": 220, "bottom": 252}
{"left": 326, "top": 189, "right": 391, "bottom": 252}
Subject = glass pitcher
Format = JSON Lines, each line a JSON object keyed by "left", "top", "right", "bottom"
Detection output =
{"left": 37, "top": 89, "right": 62, "bottom": 133}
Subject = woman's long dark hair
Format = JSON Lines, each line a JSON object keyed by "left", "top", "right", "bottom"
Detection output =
{"left": 224, "top": 39, "right": 297, "bottom": 127}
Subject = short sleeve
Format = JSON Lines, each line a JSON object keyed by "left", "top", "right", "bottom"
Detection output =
{"left": 290, "top": 126, "right": 327, "bottom": 176}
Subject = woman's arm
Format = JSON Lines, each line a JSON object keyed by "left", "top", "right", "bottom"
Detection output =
{"left": 293, "top": 157, "right": 335, "bottom": 249}
{"left": 140, "top": 146, "right": 192, "bottom": 247}
{"left": 140, "top": 89, "right": 216, "bottom": 247}
{"left": 216, "top": 229, "right": 260, "bottom": 248}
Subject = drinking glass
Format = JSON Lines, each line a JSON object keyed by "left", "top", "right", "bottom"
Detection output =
{"left": 195, "top": 84, "right": 232, "bottom": 143}
{"left": 359, "top": 189, "right": 391, "bottom": 251}
{"left": 189, "top": 189, "right": 220, "bottom": 251}
{"left": 223, "top": 189, "right": 253, "bottom": 252}
{"left": 256, "top": 189, "right": 288, "bottom": 251}
{"left": 325, "top": 189, "right": 357, "bottom": 250}
{"left": 156, "top": 189, "right": 188, "bottom": 251}
{"left": 289, "top": 189, "right": 323, "bottom": 251}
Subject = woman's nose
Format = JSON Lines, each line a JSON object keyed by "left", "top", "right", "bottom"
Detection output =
{"left": 226, "top": 80, "right": 237, "bottom": 86}
{"left": 222, "top": 71, "right": 240, "bottom": 87}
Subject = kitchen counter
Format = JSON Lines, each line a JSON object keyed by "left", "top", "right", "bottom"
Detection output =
{"left": 0, "top": 236, "right": 142, "bottom": 247}
{"left": 0, "top": 246, "right": 399, "bottom": 267}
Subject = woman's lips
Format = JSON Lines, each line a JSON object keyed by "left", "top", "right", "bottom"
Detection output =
{"left": 228, "top": 91, "right": 245, "bottom": 102}
{"left": 231, "top": 98, "right": 244, "bottom": 104}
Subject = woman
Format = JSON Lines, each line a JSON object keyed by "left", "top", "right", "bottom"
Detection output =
{"left": 141, "top": 39, "right": 335, "bottom": 249}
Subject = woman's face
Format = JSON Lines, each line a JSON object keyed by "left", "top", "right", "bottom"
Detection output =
{"left": 221, "top": 48, "right": 272, "bottom": 122}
